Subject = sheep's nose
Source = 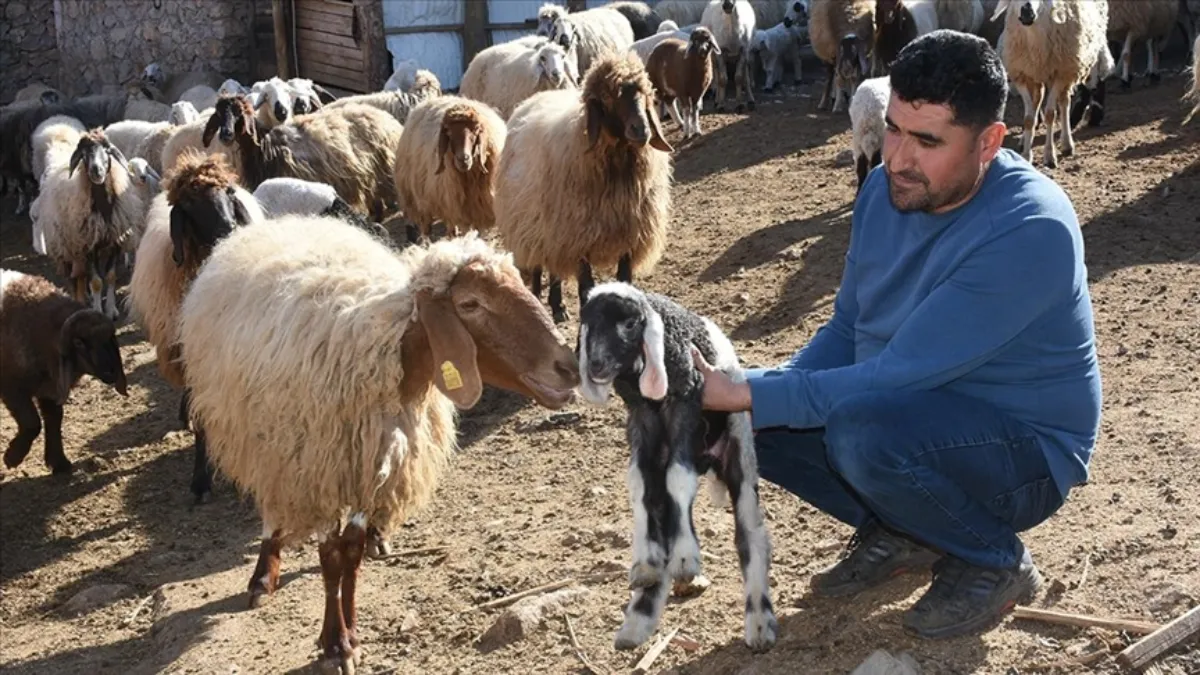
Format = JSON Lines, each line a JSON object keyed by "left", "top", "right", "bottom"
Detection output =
{"left": 628, "top": 122, "right": 649, "bottom": 144}
{"left": 1018, "top": 3, "right": 1035, "bottom": 22}
{"left": 554, "top": 356, "right": 581, "bottom": 385}
{"left": 784, "top": 16, "right": 793, "bottom": 27}
{"left": 275, "top": 102, "right": 289, "bottom": 121}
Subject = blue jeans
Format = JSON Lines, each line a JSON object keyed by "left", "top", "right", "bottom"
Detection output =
{"left": 754, "top": 390, "right": 1065, "bottom": 569}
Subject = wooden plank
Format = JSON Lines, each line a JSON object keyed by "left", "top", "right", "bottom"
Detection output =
{"left": 353, "top": 0, "right": 389, "bottom": 92}
{"left": 1117, "top": 606, "right": 1200, "bottom": 671}
{"left": 296, "top": 4, "right": 355, "bottom": 28}
{"left": 298, "top": 59, "right": 368, "bottom": 91}
{"left": 296, "top": 9, "right": 354, "bottom": 36}
{"left": 299, "top": 0, "right": 355, "bottom": 17}
{"left": 1011, "top": 607, "right": 1162, "bottom": 635}
{"left": 300, "top": 67, "right": 365, "bottom": 92}
{"left": 298, "top": 58, "right": 366, "bottom": 83}
{"left": 296, "top": 38, "right": 364, "bottom": 64}
{"left": 297, "top": 28, "right": 361, "bottom": 49}
{"left": 464, "top": 0, "right": 489, "bottom": 65}
{"left": 385, "top": 23, "right": 463, "bottom": 35}
{"left": 272, "top": 0, "right": 292, "bottom": 79}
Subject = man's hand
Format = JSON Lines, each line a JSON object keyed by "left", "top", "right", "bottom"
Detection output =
{"left": 691, "top": 345, "right": 752, "bottom": 412}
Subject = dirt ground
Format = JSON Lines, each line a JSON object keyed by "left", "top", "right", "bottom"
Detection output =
{"left": 2, "top": 65, "right": 1199, "bottom": 675}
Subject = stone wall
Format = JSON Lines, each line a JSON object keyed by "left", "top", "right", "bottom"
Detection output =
{"left": 1, "top": 1, "right": 60, "bottom": 104}
{"left": 53, "top": 0, "right": 256, "bottom": 97}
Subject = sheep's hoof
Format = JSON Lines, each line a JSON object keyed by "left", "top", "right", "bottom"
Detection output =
{"left": 48, "top": 460, "right": 74, "bottom": 476}
{"left": 1062, "top": 145, "right": 1075, "bottom": 158}
{"left": 1148, "top": 72, "right": 1161, "bottom": 85}
{"left": 551, "top": 307, "right": 569, "bottom": 325}
{"left": 763, "top": 86, "right": 774, "bottom": 93}
{"left": 747, "top": 100, "right": 756, "bottom": 112}
{"left": 614, "top": 613, "right": 657, "bottom": 651}
{"left": 629, "top": 559, "right": 664, "bottom": 588}
{"left": 1119, "top": 78, "right": 1132, "bottom": 91}
{"left": 318, "top": 648, "right": 361, "bottom": 675}
{"left": 735, "top": 103, "right": 745, "bottom": 113}
{"left": 744, "top": 608, "right": 779, "bottom": 652}
{"left": 365, "top": 534, "right": 391, "bottom": 559}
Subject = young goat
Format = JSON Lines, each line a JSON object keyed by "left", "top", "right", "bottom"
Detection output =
{"left": 647, "top": 27, "right": 722, "bottom": 139}
{"left": 576, "top": 282, "right": 777, "bottom": 652}
{"left": 1, "top": 269, "right": 128, "bottom": 475}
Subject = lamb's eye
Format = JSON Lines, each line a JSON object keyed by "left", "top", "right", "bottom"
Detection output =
{"left": 459, "top": 299, "right": 481, "bottom": 312}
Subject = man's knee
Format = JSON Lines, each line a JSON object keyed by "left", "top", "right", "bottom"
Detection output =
{"left": 823, "top": 391, "right": 914, "bottom": 490}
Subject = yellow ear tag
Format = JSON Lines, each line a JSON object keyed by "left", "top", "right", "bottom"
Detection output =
{"left": 441, "top": 361, "right": 464, "bottom": 390}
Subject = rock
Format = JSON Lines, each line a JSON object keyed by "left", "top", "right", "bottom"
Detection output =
{"left": 1145, "top": 581, "right": 1194, "bottom": 618}
{"left": 589, "top": 486, "right": 608, "bottom": 497}
{"left": 672, "top": 574, "right": 712, "bottom": 598}
{"left": 851, "top": 649, "right": 922, "bottom": 675}
{"left": 834, "top": 148, "right": 855, "bottom": 168}
{"left": 60, "top": 583, "right": 134, "bottom": 617}
{"left": 594, "top": 524, "right": 630, "bottom": 549}
{"left": 399, "top": 608, "right": 420, "bottom": 633}
{"left": 477, "top": 588, "right": 592, "bottom": 652}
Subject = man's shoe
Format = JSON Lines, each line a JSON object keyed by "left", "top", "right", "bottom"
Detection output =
{"left": 810, "top": 520, "right": 942, "bottom": 598}
{"left": 901, "top": 549, "right": 1043, "bottom": 639}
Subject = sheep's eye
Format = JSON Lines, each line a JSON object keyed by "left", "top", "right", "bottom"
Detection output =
{"left": 459, "top": 298, "right": 481, "bottom": 312}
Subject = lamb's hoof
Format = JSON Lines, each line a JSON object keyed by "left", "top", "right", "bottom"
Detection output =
{"left": 1120, "top": 78, "right": 1132, "bottom": 91}
{"left": 48, "top": 460, "right": 74, "bottom": 476}
{"left": 247, "top": 578, "right": 275, "bottom": 609}
{"left": 317, "top": 648, "right": 361, "bottom": 675}
{"left": 614, "top": 613, "right": 657, "bottom": 650}
{"left": 1148, "top": 72, "right": 1161, "bottom": 85}
{"left": 715, "top": 104, "right": 726, "bottom": 113}
{"left": 744, "top": 609, "right": 779, "bottom": 652}
{"left": 1044, "top": 156, "right": 1058, "bottom": 169}
{"left": 763, "top": 86, "right": 774, "bottom": 93}
{"left": 191, "top": 489, "right": 212, "bottom": 506}
{"left": 629, "top": 559, "right": 664, "bottom": 588}
{"left": 667, "top": 541, "right": 702, "bottom": 581}
{"left": 747, "top": 100, "right": 756, "bottom": 112}
{"left": 365, "top": 534, "right": 391, "bottom": 559}
{"left": 672, "top": 574, "right": 711, "bottom": 598}
{"left": 735, "top": 103, "right": 745, "bottom": 113}
{"left": 1062, "top": 145, "right": 1075, "bottom": 158}
{"left": 551, "top": 308, "right": 569, "bottom": 325}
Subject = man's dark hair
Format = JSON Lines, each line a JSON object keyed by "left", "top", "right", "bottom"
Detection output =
{"left": 888, "top": 29, "right": 1008, "bottom": 130}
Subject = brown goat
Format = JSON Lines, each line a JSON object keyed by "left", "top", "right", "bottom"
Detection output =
{"left": 647, "top": 27, "right": 721, "bottom": 140}
{"left": 0, "top": 270, "right": 128, "bottom": 475}
{"left": 873, "top": 0, "right": 921, "bottom": 75}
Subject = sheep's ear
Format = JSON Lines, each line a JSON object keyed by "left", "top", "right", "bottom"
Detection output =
{"left": 474, "top": 132, "right": 488, "bottom": 174}
{"left": 56, "top": 353, "right": 76, "bottom": 404}
{"left": 227, "top": 186, "right": 253, "bottom": 226}
{"left": 586, "top": 97, "right": 605, "bottom": 149}
{"left": 108, "top": 143, "right": 130, "bottom": 174}
{"left": 312, "top": 84, "right": 336, "bottom": 103}
{"left": 990, "top": 0, "right": 1009, "bottom": 21}
{"left": 202, "top": 113, "right": 220, "bottom": 148}
{"left": 169, "top": 206, "right": 189, "bottom": 266}
{"left": 646, "top": 99, "right": 673, "bottom": 153}
{"left": 435, "top": 127, "right": 449, "bottom": 174}
{"left": 416, "top": 289, "right": 482, "bottom": 409}
{"left": 69, "top": 145, "right": 84, "bottom": 177}
{"left": 639, "top": 307, "right": 668, "bottom": 400}
{"left": 240, "top": 107, "right": 258, "bottom": 144}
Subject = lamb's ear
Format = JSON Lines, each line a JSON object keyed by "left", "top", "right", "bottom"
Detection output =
{"left": 645, "top": 98, "right": 673, "bottom": 153}
{"left": 69, "top": 144, "right": 84, "bottom": 177}
{"left": 416, "top": 289, "right": 482, "bottom": 409}
{"left": 639, "top": 307, "right": 669, "bottom": 400}
{"left": 240, "top": 106, "right": 258, "bottom": 144}
{"left": 202, "top": 113, "right": 220, "bottom": 148}
{"left": 56, "top": 353, "right": 76, "bottom": 404}
{"left": 312, "top": 84, "right": 336, "bottom": 103}
{"left": 108, "top": 142, "right": 130, "bottom": 174}
{"left": 990, "top": 0, "right": 1009, "bottom": 21}
{"left": 169, "top": 206, "right": 189, "bottom": 266}
{"left": 586, "top": 97, "right": 605, "bottom": 150}
{"left": 474, "top": 132, "right": 489, "bottom": 174}
{"left": 435, "top": 127, "right": 449, "bottom": 174}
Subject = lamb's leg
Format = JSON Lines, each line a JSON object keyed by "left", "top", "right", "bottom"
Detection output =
{"left": 104, "top": 265, "right": 119, "bottom": 321}
{"left": 666, "top": 97, "right": 685, "bottom": 134}
{"left": 190, "top": 424, "right": 214, "bottom": 503}
{"left": 663, "top": 456, "right": 701, "bottom": 583}
{"left": 72, "top": 275, "right": 87, "bottom": 305}
{"left": 1059, "top": 87, "right": 1076, "bottom": 158}
{"left": 548, "top": 275, "right": 566, "bottom": 324}
{"left": 88, "top": 268, "right": 104, "bottom": 315}
{"left": 714, "top": 52, "right": 728, "bottom": 112}
{"left": 178, "top": 389, "right": 190, "bottom": 430}
{"left": 818, "top": 62, "right": 834, "bottom": 111}
{"left": 855, "top": 153, "right": 869, "bottom": 195}
{"left": 1, "top": 392, "right": 41, "bottom": 470}
{"left": 529, "top": 266, "right": 543, "bottom": 300}
{"left": 792, "top": 46, "right": 803, "bottom": 85}
{"left": 36, "top": 397, "right": 72, "bottom": 475}
{"left": 576, "top": 259, "right": 595, "bottom": 317}
{"left": 1147, "top": 38, "right": 1161, "bottom": 84}
{"left": 1015, "top": 80, "right": 1039, "bottom": 162}
{"left": 1120, "top": 33, "right": 1134, "bottom": 88}
{"left": 719, "top": 419, "right": 778, "bottom": 651}
{"left": 1042, "top": 81, "right": 1063, "bottom": 168}
{"left": 616, "top": 254, "right": 632, "bottom": 284}
{"left": 248, "top": 523, "right": 283, "bottom": 609}
{"left": 365, "top": 524, "right": 391, "bottom": 558}
{"left": 616, "top": 412, "right": 671, "bottom": 650}
{"left": 317, "top": 525, "right": 357, "bottom": 674}
{"left": 15, "top": 186, "right": 27, "bottom": 216}
{"left": 340, "top": 514, "right": 367, "bottom": 656}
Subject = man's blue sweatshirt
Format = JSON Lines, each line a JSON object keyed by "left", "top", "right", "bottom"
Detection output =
{"left": 744, "top": 148, "right": 1102, "bottom": 496}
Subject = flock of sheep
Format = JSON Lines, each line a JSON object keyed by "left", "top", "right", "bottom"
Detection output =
{"left": 2, "top": 0, "right": 1200, "bottom": 672}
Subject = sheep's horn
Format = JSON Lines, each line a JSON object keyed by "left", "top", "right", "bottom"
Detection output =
{"left": 108, "top": 143, "right": 131, "bottom": 173}
{"left": 312, "top": 84, "right": 337, "bottom": 103}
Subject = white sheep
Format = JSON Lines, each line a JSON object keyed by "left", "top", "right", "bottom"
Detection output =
{"left": 629, "top": 20, "right": 691, "bottom": 64}
{"left": 992, "top": 0, "right": 1109, "bottom": 168}
{"left": 30, "top": 115, "right": 85, "bottom": 186}
{"left": 1106, "top": 0, "right": 1179, "bottom": 88}
{"left": 460, "top": 38, "right": 580, "bottom": 119}
{"left": 123, "top": 85, "right": 174, "bottom": 122}
{"left": 384, "top": 59, "right": 422, "bottom": 92}
{"left": 539, "top": 4, "right": 638, "bottom": 75}
{"left": 752, "top": 21, "right": 806, "bottom": 90}
{"left": 702, "top": 0, "right": 758, "bottom": 112}
{"left": 1185, "top": 34, "right": 1200, "bottom": 125}
{"left": 655, "top": 0, "right": 711, "bottom": 26}
{"left": 170, "top": 101, "right": 200, "bottom": 125}
{"left": 175, "top": 219, "right": 579, "bottom": 673}
{"left": 848, "top": 75, "right": 890, "bottom": 194}
{"left": 102, "top": 119, "right": 171, "bottom": 164}
{"left": 251, "top": 177, "right": 389, "bottom": 239}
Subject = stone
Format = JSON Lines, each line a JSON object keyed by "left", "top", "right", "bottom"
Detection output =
{"left": 834, "top": 148, "right": 856, "bottom": 168}
{"left": 60, "top": 584, "right": 135, "bottom": 617}
{"left": 6, "top": 2, "right": 28, "bottom": 20}
{"left": 477, "top": 588, "right": 592, "bottom": 653}
{"left": 851, "top": 650, "right": 922, "bottom": 675}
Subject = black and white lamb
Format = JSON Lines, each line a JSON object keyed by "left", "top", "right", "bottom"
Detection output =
{"left": 575, "top": 281, "right": 777, "bottom": 652}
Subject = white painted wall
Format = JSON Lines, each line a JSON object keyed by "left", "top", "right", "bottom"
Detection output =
{"left": 383, "top": 0, "right": 466, "bottom": 89}
{"left": 489, "top": 0, "right": 558, "bottom": 45}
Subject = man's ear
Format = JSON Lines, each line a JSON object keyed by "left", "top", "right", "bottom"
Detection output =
{"left": 977, "top": 121, "right": 1007, "bottom": 163}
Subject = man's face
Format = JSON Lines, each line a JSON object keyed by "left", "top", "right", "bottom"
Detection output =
{"left": 881, "top": 93, "right": 999, "bottom": 213}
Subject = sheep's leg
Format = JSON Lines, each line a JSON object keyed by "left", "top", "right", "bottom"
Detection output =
{"left": 72, "top": 275, "right": 88, "bottom": 305}
{"left": 1120, "top": 33, "right": 1134, "bottom": 88}
{"left": 714, "top": 52, "right": 729, "bottom": 113}
{"left": 15, "top": 186, "right": 28, "bottom": 216}
{"left": 666, "top": 97, "right": 685, "bottom": 135}
{"left": 88, "top": 268, "right": 104, "bottom": 315}
{"left": 1042, "top": 81, "right": 1063, "bottom": 168}
{"left": 719, "top": 423, "right": 777, "bottom": 651}
{"left": 247, "top": 523, "right": 283, "bottom": 608}
{"left": 365, "top": 524, "right": 391, "bottom": 558}
{"left": 548, "top": 275, "right": 566, "bottom": 324}
{"left": 818, "top": 62, "right": 834, "bottom": 111}
{"left": 34, "top": 396, "right": 71, "bottom": 475}
{"left": 662, "top": 411, "right": 702, "bottom": 583}
{"left": 1147, "top": 38, "right": 1161, "bottom": 84}
{"left": 1059, "top": 87, "right": 1076, "bottom": 158}
{"left": 178, "top": 390, "right": 190, "bottom": 430}
{"left": 616, "top": 412, "right": 671, "bottom": 650}
{"left": 792, "top": 46, "right": 804, "bottom": 85}
{"left": 340, "top": 514, "right": 367, "bottom": 653}
{"left": 190, "top": 424, "right": 214, "bottom": 503}
{"left": 2, "top": 393, "right": 41, "bottom": 470}
{"left": 855, "top": 153, "right": 869, "bottom": 195}
{"left": 104, "top": 264, "right": 119, "bottom": 321}
{"left": 317, "top": 525, "right": 358, "bottom": 674}
{"left": 1015, "top": 80, "right": 1040, "bottom": 162}
{"left": 576, "top": 259, "right": 595, "bottom": 317}
{"left": 405, "top": 222, "right": 420, "bottom": 245}
{"left": 616, "top": 254, "right": 632, "bottom": 284}
{"left": 529, "top": 266, "right": 543, "bottom": 300}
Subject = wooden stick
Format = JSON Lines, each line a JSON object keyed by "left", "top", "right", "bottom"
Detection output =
{"left": 469, "top": 571, "right": 622, "bottom": 612}
{"left": 1117, "top": 606, "right": 1200, "bottom": 671}
{"left": 377, "top": 545, "right": 447, "bottom": 560}
{"left": 122, "top": 593, "right": 156, "bottom": 627}
{"left": 634, "top": 627, "right": 679, "bottom": 675}
{"left": 563, "top": 614, "right": 607, "bottom": 675}
{"left": 1027, "top": 648, "right": 1110, "bottom": 671}
{"left": 1011, "top": 607, "right": 1162, "bottom": 635}
{"left": 671, "top": 633, "right": 703, "bottom": 652}
{"left": 1076, "top": 553, "right": 1091, "bottom": 590}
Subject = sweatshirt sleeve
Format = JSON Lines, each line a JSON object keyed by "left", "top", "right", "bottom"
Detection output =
{"left": 782, "top": 249, "right": 858, "bottom": 371}
{"left": 743, "top": 214, "right": 1078, "bottom": 431}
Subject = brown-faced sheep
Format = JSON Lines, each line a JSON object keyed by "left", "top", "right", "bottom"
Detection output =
{"left": 647, "top": 27, "right": 722, "bottom": 138}
{"left": 495, "top": 53, "right": 673, "bottom": 324}
{"left": 176, "top": 219, "right": 580, "bottom": 673}
{"left": 0, "top": 269, "right": 128, "bottom": 475}
{"left": 202, "top": 94, "right": 403, "bottom": 221}
{"left": 393, "top": 96, "right": 507, "bottom": 244}
{"left": 810, "top": 0, "right": 876, "bottom": 111}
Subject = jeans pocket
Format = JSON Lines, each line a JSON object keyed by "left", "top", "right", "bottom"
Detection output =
{"left": 988, "top": 477, "right": 1065, "bottom": 533}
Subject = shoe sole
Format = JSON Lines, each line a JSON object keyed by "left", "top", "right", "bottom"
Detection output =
{"left": 902, "top": 568, "right": 1044, "bottom": 640}
{"left": 810, "top": 556, "right": 940, "bottom": 598}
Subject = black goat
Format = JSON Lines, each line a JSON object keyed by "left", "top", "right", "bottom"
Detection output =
{"left": 575, "top": 282, "right": 777, "bottom": 652}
